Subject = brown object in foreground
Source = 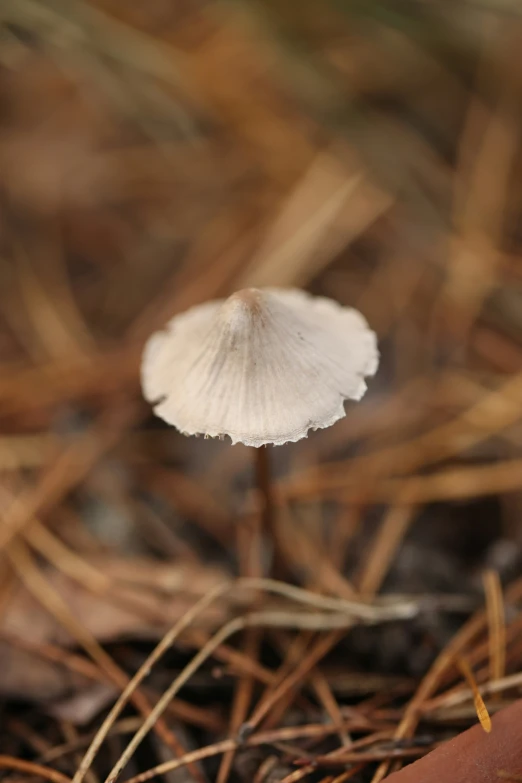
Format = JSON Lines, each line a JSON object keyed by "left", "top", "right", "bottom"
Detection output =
{"left": 385, "top": 700, "right": 522, "bottom": 783}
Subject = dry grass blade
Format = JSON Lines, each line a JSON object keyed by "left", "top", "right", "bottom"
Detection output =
{"left": 238, "top": 148, "right": 392, "bottom": 290}
{"left": 0, "top": 403, "right": 139, "bottom": 553}
{"left": 282, "top": 371, "right": 522, "bottom": 500}
{"left": 0, "top": 0, "right": 188, "bottom": 86}
{"left": 216, "top": 512, "right": 262, "bottom": 783}
{"left": 292, "top": 458, "right": 522, "bottom": 505}
{"left": 104, "top": 616, "right": 247, "bottom": 783}
{"left": 105, "top": 615, "right": 354, "bottom": 783}
{"left": 433, "top": 25, "right": 520, "bottom": 345}
{"left": 483, "top": 569, "right": 507, "bottom": 687}
{"left": 72, "top": 583, "right": 229, "bottom": 783}
{"left": 456, "top": 656, "right": 492, "bottom": 733}
{"left": 0, "top": 435, "right": 54, "bottom": 472}
{"left": 60, "top": 723, "right": 98, "bottom": 783}
{"left": 426, "top": 670, "right": 522, "bottom": 712}
{"left": 231, "top": 578, "right": 417, "bottom": 623}
{"left": 329, "top": 770, "right": 365, "bottom": 783}
{"left": 216, "top": 628, "right": 261, "bottom": 783}
{"left": 0, "top": 755, "right": 72, "bottom": 783}
{"left": 239, "top": 153, "right": 364, "bottom": 288}
{"left": 104, "top": 576, "right": 416, "bottom": 783}
{"left": 1, "top": 632, "right": 110, "bottom": 686}
{"left": 245, "top": 630, "right": 344, "bottom": 732}
{"left": 370, "top": 578, "right": 522, "bottom": 782}
{"left": 248, "top": 629, "right": 313, "bottom": 733}
{"left": 278, "top": 501, "right": 357, "bottom": 599}
{"left": 6, "top": 539, "right": 189, "bottom": 766}
{"left": 117, "top": 723, "right": 393, "bottom": 783}
{"left": 310, "top": 669, "right": 351, "bottom": 746}
{"left": 14, "top": 234, "right": 95, "bottom": 360}
{"left": 357, "top": 503, "right": 415, "bottom": 597}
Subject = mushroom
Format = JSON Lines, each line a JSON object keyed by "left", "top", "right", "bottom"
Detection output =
{"left": 141, "top": 287, "right": 378, "bottom": 565}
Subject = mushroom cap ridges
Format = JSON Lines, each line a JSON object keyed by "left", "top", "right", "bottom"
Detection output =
{"left": 141, "top": 288, "right": 379, "bottom": 447}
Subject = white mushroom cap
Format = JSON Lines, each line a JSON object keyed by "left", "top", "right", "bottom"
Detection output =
{"left": 141, "top": 288, "right": 378, "bottom": 447}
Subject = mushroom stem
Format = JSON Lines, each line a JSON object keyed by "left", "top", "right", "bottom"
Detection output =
{"left": 254, "top": 445, "right": 281, "bottom": 574}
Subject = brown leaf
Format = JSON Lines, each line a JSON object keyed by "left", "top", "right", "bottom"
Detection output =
{"left": 385, "top": 699, "right": 522, "bottom": 783}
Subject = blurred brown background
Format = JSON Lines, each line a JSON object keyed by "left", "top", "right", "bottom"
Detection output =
{"left": 0, "top": 2, "right": 522, "bottom": 782}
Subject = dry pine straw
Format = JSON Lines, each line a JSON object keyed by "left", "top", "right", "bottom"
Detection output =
{"left": 0, "top": 4, "right": 522, "bottom": 783}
